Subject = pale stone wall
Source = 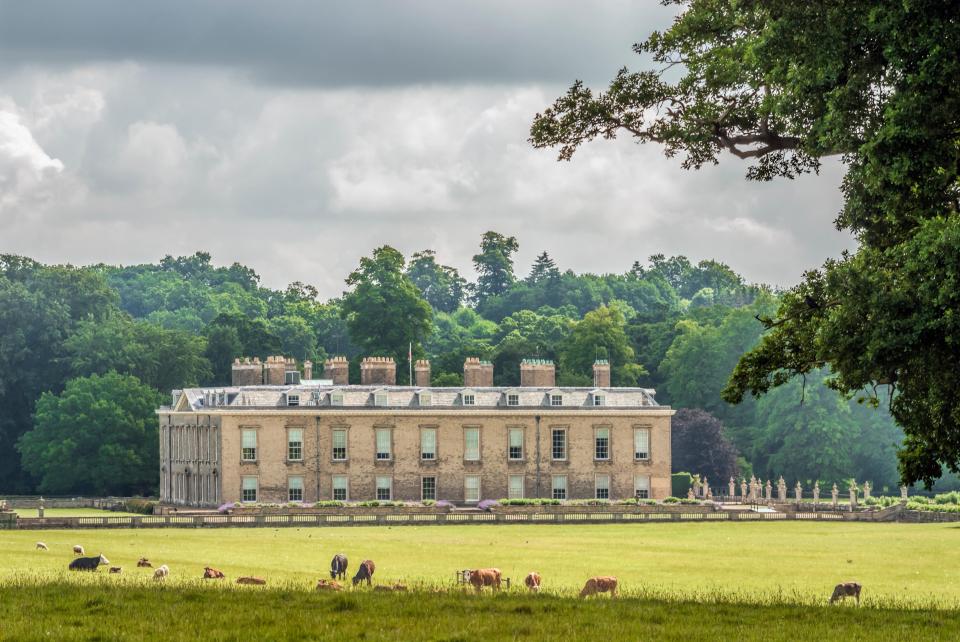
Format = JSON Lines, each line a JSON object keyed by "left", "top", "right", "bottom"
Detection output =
{"left": 163, "top": 408, "right": 671, "bottom": 506}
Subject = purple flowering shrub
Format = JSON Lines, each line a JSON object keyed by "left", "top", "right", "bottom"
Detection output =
{"left": 436, "top": 500, "right": 454, "bottom": 509}
{"left": 477, "top": 499, "right": 498, "bottom": 511}
{"left": 217, "top": 502, "right": 235, "bottom": 514}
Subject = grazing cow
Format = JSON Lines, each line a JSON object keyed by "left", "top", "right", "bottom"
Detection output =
{"left": 203, "top": 567, "right": 225, "bottom": 579}
{"left": 315, "top": 579, "right": 343, "bottom": 591}
{"left": 109, "top": 567, "right": 122, "bottom": 574}
{"left": 69, "top": 554, "right": 110, "bottom": 572}
{"left": 73, "top": 545, "right": 85, "bottom": 555}
{"left": 830, "top": 582, "right": 862, "bottom": 605}
{"left": 373, "top": 583, "right": 408, "bottom": 592}
{"left": 153, "top": 565, "right": 170, "bottom": 581}
{"left": 236, "top": 576, "right": 266, "bottom": 586}
{"left": 330, "top": 553, "right": 348, "bottom": 580}
{"left": 137, "top": 558, "right": 152, "bottom": 568}
{"left": 468, "top": 568, "right": 502, "bottom": 592}
{"left": 352, "top": 560, "right": 376, "bottom": 587}
{"left": 579, "top": 576, "right": 618, "bottom": 598}
{"left": 524, "top": 572, "right": 542, "bottom": 593}
{"left": 36, "top": 542, "right": 48, "bottom": 551}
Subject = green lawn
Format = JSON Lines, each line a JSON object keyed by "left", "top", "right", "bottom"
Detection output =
{"left": 3, "top": 521, "right": 959, "bottom": 606}
{"left": 13, "top": 508, "right": 140, "bottom": 518}
{"left": 2, "top": 581, "right": 958, "bottom": 642}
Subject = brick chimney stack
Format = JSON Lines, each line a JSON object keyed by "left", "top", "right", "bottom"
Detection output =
{"left": 360, "top": 356, "right": 397, "bottom": 385}
{"left": 592, "top": 360, "right": 611, "bottom": 387}
{"left": 463, "top": 357, "right": 494, "bottom": 387}
{"left": 303, "top": 360, "right": 313, "bottom": 380}
{"left": 263, "top": 355, "right": 287, "bottom": 385}
{"left": 414, "top": 360, "right": 431, "bottom": 387}
{"left": 231, "top": 357, "right": 263, "bottom": 386}
{"left": 324, "top": 356, "right": 350, "bottom": 386}
{"left": 520, "top": 359, "right": 555, "bottom": 387}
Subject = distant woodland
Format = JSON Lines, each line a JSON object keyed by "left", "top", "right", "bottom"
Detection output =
{"left": 0, "top": 233, "right": 913, "bottom": 495}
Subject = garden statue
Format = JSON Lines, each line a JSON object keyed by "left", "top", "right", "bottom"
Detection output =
{"left": 849, "top": 480, "right": 858, "bottom": 511}
{"left": 863, "top": 481, "right": 871, "bottom": 500}
{"left": 813, "top": 481, "right": 820, "bottom": 505}
{"left": 831, "top": 483, "right": 839, "bottom": 508}
{"left": 765, "top": 480, "right": 772, "bottom": 502}
{"left": 794, "top": 481, "right": 803, "bottom": 503}
{"left": 777, "top": 477, "right": 787, "bottom": 502}
{"left": 740, "top": 479, "right": 748, "bottom": 502}
{"left": 729, "top": 477, "right": 735, "bottom": 499}
{"left": 687, "top": 488, "right": 695, "bottom": 500}
{"left": 900, "top": 485, "right": 908, "bottom": 501}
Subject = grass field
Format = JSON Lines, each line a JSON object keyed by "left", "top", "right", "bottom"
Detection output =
{"left": 3, "top": 521, "right": 959, "bottom": 604}
{"left": 2, "top": 581, "right": 959, "bottom": 642}
{"left": 13, "top": 508, "right": 140, "bottom": 518}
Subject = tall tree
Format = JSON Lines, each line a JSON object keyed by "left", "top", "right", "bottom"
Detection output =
{"left": 406, "top": 250, "right": 467, "bottom": 313}
{"left": 340, "top": 246, "right": 433, "bottom": 381}
{"left": 531, "top": 0, "right": 960, "bottom": 486}
{"left": 560, "top": 305, "right": 645, "bottom": 386}
{"left": 472, "top": 231, "right": 519, "bottom": 306}
{"left": 671, "top": 409, "right": 740, "bottom": 483}
{"left": 17, "top": 372, "right": 163, "bottom": 496}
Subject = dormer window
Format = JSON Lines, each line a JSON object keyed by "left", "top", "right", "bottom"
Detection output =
{"left": 592, "top": 390, "right": 605, "bottom": 407}
{"left": 287, "top": 394, "right": 300, "bottom": 407}
{"left": 550, "top": 392, "right": 563, "bottom": 407}
{"left": 462, "top": 390, "right": 476, "bottom": 406}
{"left": 374, "top": 390, "right": 389, "bottom": 407}
{"left": 419, "top": 391, "right": 432, "bottom": 407}
{"left": 330, "top": 390, "right": 344, "bottom": 406}
{"left": 505, "top": 391, "right": 520, "bottom": 407}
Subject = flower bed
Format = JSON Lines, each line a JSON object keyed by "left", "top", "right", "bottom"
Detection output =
{"left": 226, "top": 501, "right": 453, "bottom": 515}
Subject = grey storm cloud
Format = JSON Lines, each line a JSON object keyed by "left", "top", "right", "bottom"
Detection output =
{"left": 0, "top": 1, "right": 672, "bottom": 86}
{"left": 0, "top": 1, "right": 855, "bottom": 297}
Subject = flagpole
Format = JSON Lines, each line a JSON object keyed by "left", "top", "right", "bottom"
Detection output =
{"left": 408, "top": 342, "right": 413, "bottom": 385}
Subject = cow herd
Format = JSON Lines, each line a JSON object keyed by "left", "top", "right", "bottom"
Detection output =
{"left": 36, "top": 541, "right": 861, "bottom": 603}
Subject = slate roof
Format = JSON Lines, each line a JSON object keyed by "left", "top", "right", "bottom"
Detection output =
{"left": 168, "top": 385, "right": 660, "bottom": 411}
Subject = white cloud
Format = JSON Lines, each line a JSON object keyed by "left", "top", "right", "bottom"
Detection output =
{"left": 0, "top": 104, "right": 66, "bottom": 214}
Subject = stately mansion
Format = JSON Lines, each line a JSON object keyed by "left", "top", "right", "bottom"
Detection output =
{"left": 158, "top": 355, "right": 673, "bottom": 507}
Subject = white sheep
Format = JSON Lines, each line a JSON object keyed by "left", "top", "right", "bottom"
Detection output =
{"left": 36, "top": 542, "right": 48, "bottom": 551}
{"left": 153, "top": 564, "right": 170, "bottom": 581}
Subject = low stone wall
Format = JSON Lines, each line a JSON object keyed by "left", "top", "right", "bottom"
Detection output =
{"left": 1, "top": 496, "right": 147, "bottom": 510}
{"left": 899, "top": 509, "right": 960, "bottom": 523}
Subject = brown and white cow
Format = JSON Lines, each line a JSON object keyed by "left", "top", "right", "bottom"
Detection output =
{"left": 829, "top": 582, "right": 862, "bottom": 605}
{"left": 468, "top": 568, "right": 502, "bottom": 592}
{"left": 352, "top": 560, "right": 376, "bottom": 587}
{"left": 236, "top": 576, "right": 266, "bottom": 586}
{"left": 316, "top": 579, "right": 343, "bottom": 591}
{"left": 524, "top": 572, "right": 542, "bottom": 593}
{"left": 203, "top": 566, "right": 225, "bottom": 579}
{"left": 579, "top": 576, "right": 618, "bottom": 598}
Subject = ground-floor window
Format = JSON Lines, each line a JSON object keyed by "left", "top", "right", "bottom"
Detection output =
{"left": 552, "top": 475, "right": 567, "bottom": 500}
{"left": 288, "top": 476, "right": 304, "bottom": 502}
{"left": 464, "top": 475, "right": 481, "bottom": 503}
{"left": 595, "top": 474, "right": 610, "bottom": 500}
{"left": 422, "top": 476, "right": 437, "bottom": 501}
{"left": 376, "top": 476, "right": 393, "bottom": 501}
{"left": 634, "top": 475, "right": 650, "bottom": 499}
{"left": 508, "top": 474, "right": 524, "bottom": 499}
{"left": 241, "top": 476, "right": 258, "bottom": 503}
{"left": 332, "top": 475, "right": 348, "bottom": 501}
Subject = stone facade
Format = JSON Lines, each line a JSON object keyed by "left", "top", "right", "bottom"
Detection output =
{"left": 158, "top": 377, "right": 672, "bottom": 507}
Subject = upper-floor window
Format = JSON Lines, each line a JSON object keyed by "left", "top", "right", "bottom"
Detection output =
{"left": 419, "top": 391, "right": 432, "bottom": 406}
{"left": 551, "top": 428, "right": 567, "bottom": 460}
{"left": 464, "top": 427, "right": 480, "bottom": 461}
{"left": 634, "top": 428, "right": 650, "bottom": 461}
{"left": 593, "top": 393, "right": 605, "bottom": 406}
{"left": 241, "top": 429, "right": 257, "bottom": 461}
{"left": 508, "top": 428, "right": 523, "bottom": 460}
{"left": 462, "top": 392, "right": 476, "bottom": 406}
{"left": 287, "top": 394, "right": 300, "bottom": 407}
{"left": 375, "top": 428, "right": 392, "bottom": 460}
{"left": 330, "top": 391, "right": 344, "bottom": 406}
{"left": 595, "top": 427, "right": 610, "bottom": 460}
{"left": 421, "top": 428, "right": 437, "bottom": 460}
{"left": 507, "top": 393, "right": 519, "bottom": 407}
{"left": 550, "top": 393, "right": 563, "bottom": 406}
{"left": 332, "top": 428, "right": 348, "bottom": 461}
{"left": 374, "top": 391, "right": 389, "bottom": 407}
{"left": 288, "top": 428, "right": 303, "bottom": 461}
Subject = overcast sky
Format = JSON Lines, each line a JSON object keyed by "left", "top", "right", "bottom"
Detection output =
{"left": 0, "top": 1, "right": 854, "bottom": 297}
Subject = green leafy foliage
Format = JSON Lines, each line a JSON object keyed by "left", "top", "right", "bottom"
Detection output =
{"left": 17, "top": 372, "right": 163, "bottom": 495}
